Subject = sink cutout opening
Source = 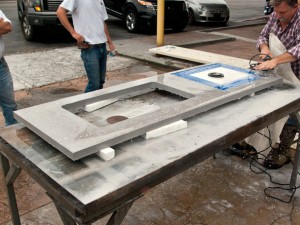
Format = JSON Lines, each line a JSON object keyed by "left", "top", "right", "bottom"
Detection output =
{"left": 71, "top": 89, "right": 187, "bottom": 128}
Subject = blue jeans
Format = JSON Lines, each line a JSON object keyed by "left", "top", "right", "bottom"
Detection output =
{"left": 0, "top": 58, "right": 17, "bottom": 126}
{"left": 81, "top": 44, "right": 107, "bottom": 93}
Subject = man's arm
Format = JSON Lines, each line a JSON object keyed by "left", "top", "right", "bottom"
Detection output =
{"left": 104, "top": 22, "right": 115, "bottom": 52}
{"left": 0, "top": 18, "right": 12, "bottom": 35}
{"left": 256, "top": 29, "right": 300, "bottom": 71}
{"left": 254, "top": 52, "right": 297, "bottom": 71}
{"left": 258, "top": 43, "right": 272, "bottom": 59}
{"left": 256, "top": 13, "right": 276, "bottom": 57}
{"left": 56, "top": 7, "right": 84, "bottom": 44}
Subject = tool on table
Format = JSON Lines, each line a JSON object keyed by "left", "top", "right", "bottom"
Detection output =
{"left": 249, "top": 53, "right": 272, "bottom": 71}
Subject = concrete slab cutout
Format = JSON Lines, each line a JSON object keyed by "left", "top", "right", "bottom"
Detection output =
{"left": 14, "top": 64, "right": 282, "bottom": 160}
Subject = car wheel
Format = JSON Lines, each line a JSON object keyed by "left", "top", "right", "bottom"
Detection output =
{"left": 21, "top": 14, "right": 37, "bottom": 41}
{"left": 125, "top": 9, "right": 139, "bottom": 33}
{"left": 188, "top": 9, "right": 194, "bottom": 25}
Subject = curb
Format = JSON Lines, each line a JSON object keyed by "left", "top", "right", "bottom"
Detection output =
{"left": 202, "top": 20, "right": 267, "bottom": 32}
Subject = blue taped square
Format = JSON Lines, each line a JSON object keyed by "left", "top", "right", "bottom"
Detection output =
{"left": 171, "top": 63, "right": 260, "bottom": 90}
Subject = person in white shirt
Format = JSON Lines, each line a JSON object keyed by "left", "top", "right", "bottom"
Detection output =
{"left": 0, "top": 10, "right": 17, "bottom": 126}
{"left": 57, "top": 0, "right": 116, "bottom": 92}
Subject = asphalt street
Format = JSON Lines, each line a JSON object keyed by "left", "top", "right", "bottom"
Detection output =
{"left": 0, "top": 0, "right": 267, "bottom": 54}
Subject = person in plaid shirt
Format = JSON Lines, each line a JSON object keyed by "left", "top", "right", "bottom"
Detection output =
{"left": 256, "top": 0, "right": 299, "bottom": 77}
{"left": 255, "top": 0, "right": 300, "bottom": 169}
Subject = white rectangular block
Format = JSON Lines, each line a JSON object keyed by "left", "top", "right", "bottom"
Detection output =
{"left": 143, "top": 120, "right": 187, "bottom": 139}
{"left": 84, "top": 98, "right": 118, "bottom": 112}
{"left": 96, "top": 147, "right": 115, "bottom": 161}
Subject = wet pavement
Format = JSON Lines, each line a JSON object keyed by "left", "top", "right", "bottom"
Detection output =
{"left": 1, "top": 22, "right": 300, "bottom": 225}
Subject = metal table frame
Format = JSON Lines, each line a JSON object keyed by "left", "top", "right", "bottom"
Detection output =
{"left": 1, "top": 90, "right": 300, "bottom": 225}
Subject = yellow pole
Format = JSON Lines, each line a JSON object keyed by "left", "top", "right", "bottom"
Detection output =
{"left": 157, "top": 0, "right": 164, "bottom": 46}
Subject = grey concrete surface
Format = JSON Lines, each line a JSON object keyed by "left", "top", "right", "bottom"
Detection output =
{"left": 2, "top": 20, "right": 300, "bottom": 225}
{"left": 14, "top": 63, "right": 282, "bottom": 161}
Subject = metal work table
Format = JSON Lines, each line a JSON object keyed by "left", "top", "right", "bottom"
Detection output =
{"left": 1, "top": 82, "right": 300, "bottom": 225}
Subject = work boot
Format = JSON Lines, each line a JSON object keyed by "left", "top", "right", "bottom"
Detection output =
{"left": 263, "top": 124, "right": 298, "bottom": 169}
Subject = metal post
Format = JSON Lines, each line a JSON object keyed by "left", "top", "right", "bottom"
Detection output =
{"left": 290, "top": 137, "right": 300, "bottom": 187}
{"left": 157, "top": 0, "right": 165, "bottom": 46}
{"left": 290, "top": 113, "right": 300, "bottom": 187}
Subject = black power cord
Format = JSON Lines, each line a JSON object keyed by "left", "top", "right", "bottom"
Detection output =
{"left": 223, "top": 126, "right": 300, "bottom": 203}
{"left": 249, "top": 53, "right": 272, "bottom": 70}
{"left": 248, "top": 128, "right": 300, "bottom": 203}
{"left": 249, "top": 157, "right": 299, "bottom": 203}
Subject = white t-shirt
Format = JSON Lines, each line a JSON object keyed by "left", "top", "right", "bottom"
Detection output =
{"left": 0, "top": 10, "right": 11, "bottom": 58}
{"left": 60, "top": 0, "right": 108, "bottom": 44}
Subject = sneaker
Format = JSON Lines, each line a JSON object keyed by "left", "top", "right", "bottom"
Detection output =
{"left": 263, "top": 145, "right": 291, "bottom": 169}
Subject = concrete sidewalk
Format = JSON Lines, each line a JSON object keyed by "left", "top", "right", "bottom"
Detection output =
{"left": 3, "top": 21, "right": 300, "bottom": 225}
{"left": 6, "top": 21, "right": 265, "bottom": 92}
{"left": 6, "top": 29, "right": 233, "bottom": 91}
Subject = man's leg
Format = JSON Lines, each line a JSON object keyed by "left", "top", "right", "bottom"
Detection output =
{"left": 0, "top": 59, "right": 17, "bottom": 126}
{"left": 81, "top": 45, "right": 107, "bottom": 93}
{"left": 264, "top": 117, "right": 298, "bottom": 169}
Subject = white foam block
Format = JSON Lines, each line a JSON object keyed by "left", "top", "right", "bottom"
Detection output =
{"left": 96, "top": 147, "right": 115, "bottom": 161}
{"left": 84, "top": 98, "right": 118, "bottom": 112}
{"left": 143, "top": 120, "right": 187, "bottom": 139}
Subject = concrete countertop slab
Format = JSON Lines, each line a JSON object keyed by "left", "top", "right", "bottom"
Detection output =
{"left": 13, "top": 63, "right": 282, "bottom": 160}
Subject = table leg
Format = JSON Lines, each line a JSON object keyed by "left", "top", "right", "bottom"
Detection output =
{"left": 290, "top": 113, "right": 300, "bottom": 188}
{"left": 53, "top": 191, "right": 136, "bottom": 225}
{"left": 53, "top": 199, "right": 83, "bottom": 225}
{"left": 0, "top": 153, "right": 21, "bottom": 225}
{"left": 290, "top": 138, "right": 300, "bottom": 188}
{"left": 106, "top": 201, "right": 134, "bottom": 225}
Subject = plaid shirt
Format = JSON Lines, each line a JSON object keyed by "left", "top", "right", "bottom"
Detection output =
{"left": 257, "top": 8, "right": 300, "bottom": 78}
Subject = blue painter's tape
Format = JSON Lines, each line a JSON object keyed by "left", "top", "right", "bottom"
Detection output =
{"left": 171, "top": 63, "right": 260, "bottom": 90}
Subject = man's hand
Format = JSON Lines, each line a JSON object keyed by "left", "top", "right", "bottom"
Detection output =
{"left": 108, "top": 42, "right": 117, "bottom": 54}
{"left": 254, "top": 52, "right": 296, "bottom": 71}
{"left": 72, "top": 32, "right": 84, "bottom": 43}
{"left": 70, "top": 32, "right": 89, "bottom": 49}
{"left": 254, "top": 59, "right": 277, "bottom": 71}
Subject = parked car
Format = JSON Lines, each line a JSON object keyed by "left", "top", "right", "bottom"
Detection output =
{"left": 104, "top": 0, "right": 189, "bottom": 33}
{"left": 264, "top": 0, "right": 273, "bottom": 15}
{"left": 17, "top": 0, "right": 71, "bottom": 41}
{"left": 185, "top": 0, "right": 230, "bottom": 25}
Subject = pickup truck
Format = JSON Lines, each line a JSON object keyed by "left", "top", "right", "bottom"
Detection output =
{"left": 17, "top": 0, "right": 71, "bottom": 41}
{"left": 104, "top": 0, "right": 189, "bottom": 33}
